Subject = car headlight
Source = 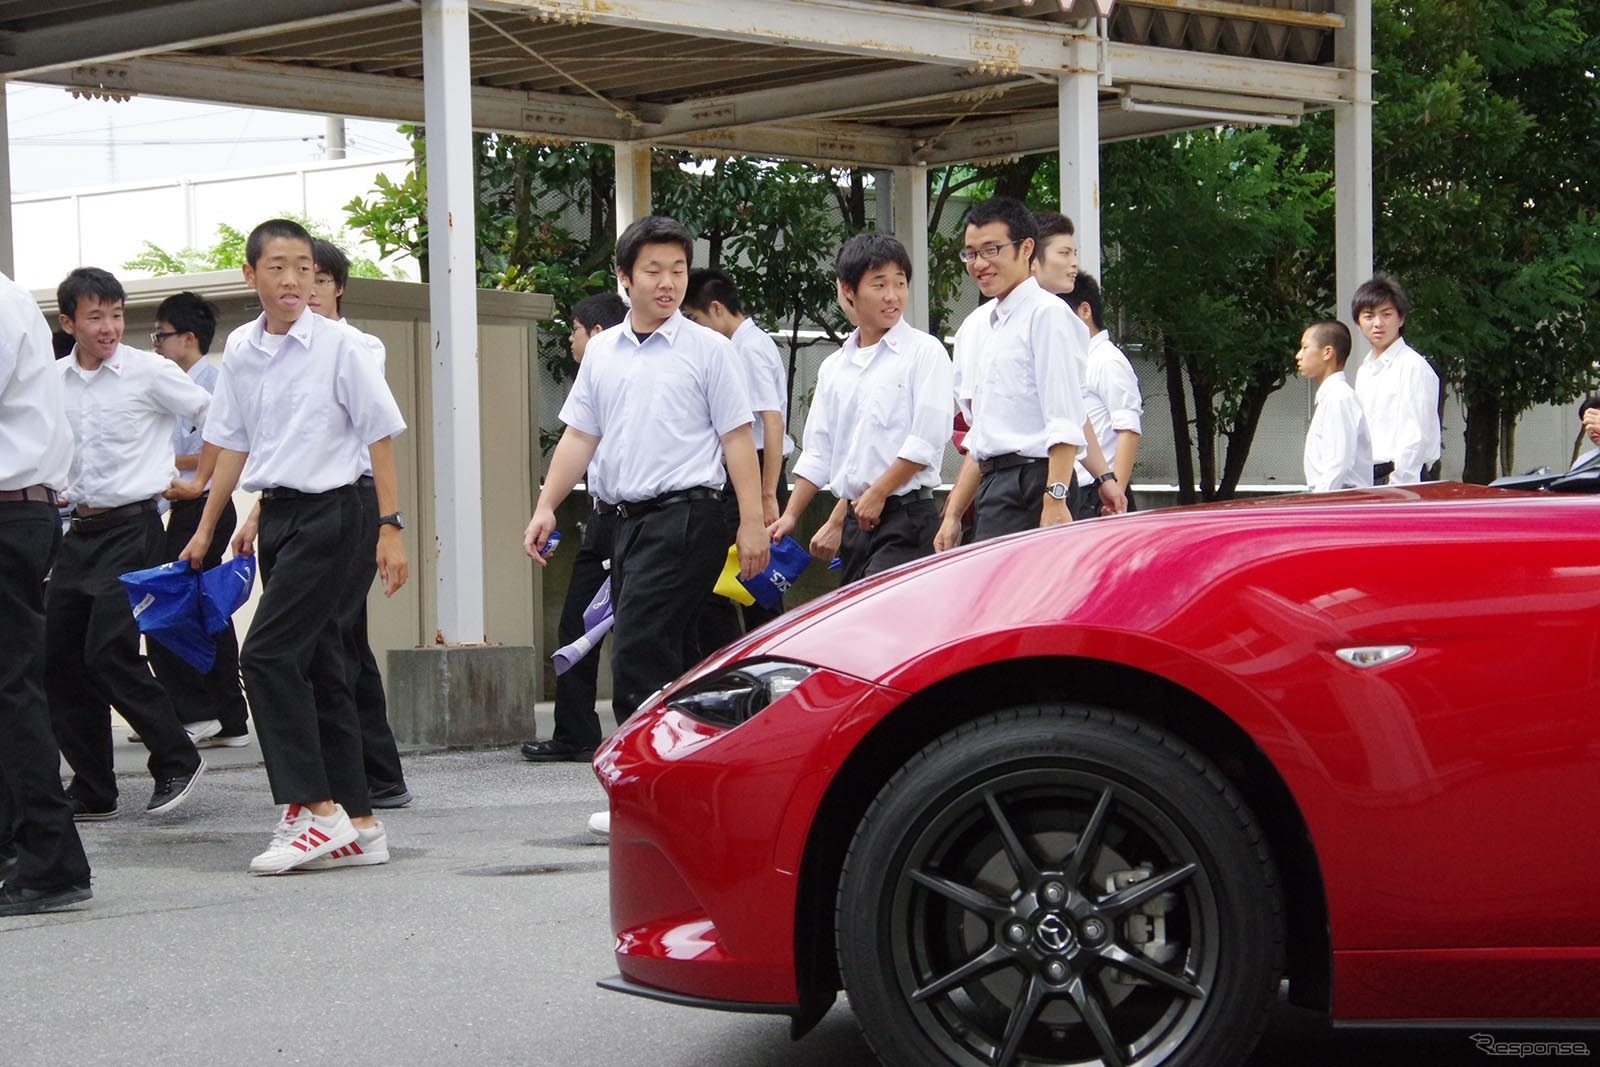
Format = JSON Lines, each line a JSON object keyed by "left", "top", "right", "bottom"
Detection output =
{"left": 665, "top": 660, "right": 815, "bottom": 728}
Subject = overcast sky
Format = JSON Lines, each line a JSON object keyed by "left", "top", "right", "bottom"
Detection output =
{"left": 5, "top": 81, "right": 412, "bottom": 195}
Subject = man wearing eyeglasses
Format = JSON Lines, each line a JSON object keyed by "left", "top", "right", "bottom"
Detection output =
{"left": 934, "top": 197, "right": 1091, "bottom": 549}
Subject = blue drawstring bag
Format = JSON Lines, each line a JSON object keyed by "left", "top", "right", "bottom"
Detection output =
{"left": 738, "top": 535, "right": 813, "bottom": 612}
{"left": 119, "top": 561, "right": 214, "bottom": 673}
{"left": 199, "top": 555, "right": 256, "bottom": 635}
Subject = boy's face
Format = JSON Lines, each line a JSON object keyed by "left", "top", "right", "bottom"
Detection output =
{"left": 60, "top": 295, "right": 124, "bottom": 365}
{"left": 682, "top": 302, "right": 738, "bottom": 339}
{"left": 846, "top": 264, "right": 908, "bottom": 335}
{"left": 569, "top": 320, "right": 599, "bottom": 362}
{"left": 151, "top": 318, "right": 186, "bottom": 362}
{"left": 308, "top": 269, "right": 342, "bottom": 321}
{"left": 1031, "top": 232, "right": 1079, "bottom": 296}
{"left": 1295, "top": 328, "right": 1333, "bottom": 381}
{"left": 243, "top": 236, "right": 315, "bottom": 331}
{"left": 963, "top": 220, "right": 1033, "bottom": 299}
{"left": 1357, "top": 300, "right": 1404, "bottom": 353}
{"left": 835, "top": 279, "right": 859, "bottom": 328}
{"left": 618, "top": 241, "right": 688, "bottom": 330}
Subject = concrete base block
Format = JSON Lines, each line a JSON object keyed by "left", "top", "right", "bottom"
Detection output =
{"left": 387, "top": 645, "right": 538, "bottom": 748}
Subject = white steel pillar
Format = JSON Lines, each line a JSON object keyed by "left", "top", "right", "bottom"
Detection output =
{"left": 1058, "top": 60, "right": 1102, "bottom": 280}
{"left": 889, "top": 165, "right": 930, "bottom": 331}
{"left": 421, "top": 0, "right": 485, "bottom": 643}
{"left": 1334, "top": 0, "right": 1374, "bottom": 358}
{"left": 614, "top": 142, "right": 652, "bottom": 237}
{"left": 0, "top": 80, "right": 13, "bottom": 278}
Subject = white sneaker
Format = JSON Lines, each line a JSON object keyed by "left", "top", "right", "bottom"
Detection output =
{"left": 248, "top": 804, "right": 358, "bottom": 875}
{"left": 299, "top": 822, "right": 389, "bottom": 870}
{"left": 587, "top": 810, "right": 610, "bottom": 838}
{"left": 184, "top": 719, "right": 223, "bottom": 744}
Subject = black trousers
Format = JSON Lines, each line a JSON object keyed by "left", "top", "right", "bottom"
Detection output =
{"left": 839, "top": 494, "right": 939, "bottom": 584}
{"left": 0, "top": 501, "right": 90, "bottom": 890}
{"left": 610, "top": 497, "right": 727, "bottom": 724}
{"left": 742, "top": 453, "right": 791, "bottom": 632}
{"left": 973, "top": 459, "right": 1048, "bottom": 542}
{"left": 690, "top": 463, "right": 793, "bottom": 660}
{"left": 47, "top": 509, "right": 199, "bottom": 807}
{"left": 244, "top": 487, "right": 370, "bottom": 817}
{"left": 550, "top": 508, "right": 618, "bottom": 750}
{"left": 346, "top": 480, "right": 406, "bottom": 794}
{"left": 1071, "top": 480, "right": 1139, "bottom": 520}
{"left": 148, "top": 496, "right": 249, "bottom": 735}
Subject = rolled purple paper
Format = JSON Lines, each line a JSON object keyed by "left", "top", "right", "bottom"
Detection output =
{"left": 582, "top": 576, "right": 612, "bottom": 632}
{"left": 553, "top": 614, "right": 615, "bottom": 675}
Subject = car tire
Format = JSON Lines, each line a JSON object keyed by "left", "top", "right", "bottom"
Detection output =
{"left": 835, "top": 704, "right": 1285, "bottom": 1067}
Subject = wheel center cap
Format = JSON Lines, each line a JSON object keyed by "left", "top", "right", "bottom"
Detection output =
{"left": 1034, "top": 913, "right": 1076, "bottom": 953}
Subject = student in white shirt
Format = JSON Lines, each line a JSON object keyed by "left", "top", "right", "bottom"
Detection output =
{"left": 0, "top": 268, "right": 92, "bottom": 916}
{"left": 149, "top": 291, "right": 250, "bottom": 746}
{"left": 768, "top": 233, "right": 953, "bottom": 583}
{"left": 174, "top": 219, "right": 409, "bottom": 875}
{"left": 306, "top": 239, "right": 412, "bottom": 811}
{"left": 1063, "top": 273, "right": 1143, "bottom": 514}
{"left": 523, "top": 215, "right": 768, "bottom": 730}
{"left": 1351, "top": 274, "right": 1441, "bottom": 484}
{"left": 1297, "top": 320, "right": 1373, "bottom": 492}
{"left": 683, "top": 269, "right": 794, "bottom": 641}
{"left": 48, "top": 268, "right": 211, "bottom": 823}
{"left": 934, "top": 198, "right": 1089, "bottom": 550}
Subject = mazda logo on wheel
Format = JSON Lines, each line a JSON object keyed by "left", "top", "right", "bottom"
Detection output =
{"left": 1035, "top": 914, "right": 1074, "bottom": 952}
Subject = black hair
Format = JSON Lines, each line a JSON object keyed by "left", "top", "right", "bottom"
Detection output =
{"left": 964, "top": 196, "right": 1038, "bottom": 247}
{"left": 155, "top": 291, "right": 220, "bottom": 354}
{"left": 571, "top": 292, "right": 627, "bottom": 333}
{"left": 56, "top": 267, "right": 124, "bottom": 320}
{"left": 312, "top": 239, "right": 351, "bottom": 314}
{"left": 1031, "top": 211, "right": 1075, "bottom": 264}
{"left": 1350, "top": 273, "right": 1412, "bottom": 326}
{"left": 835, "top": 232, "right": 913, "bottom": 291}
{"left": 245, "top": 218, "right": 315, "bottom": 268}
{"left": 52, "top": 330, "right": 75, "bottom": 359}
{"left": 1579, "top": 395, "right": 1600, "bottom": 420}
{"left": 615, "top": 215, "right": 694, "bottom": 276}
{"left": 1065, "top": 272, "right": 1104, "bottom": 332}
{"left": 1307, "top": 320, "right": 1353, "bottom": 367}
{"left": 684, "top": 269, "right": 744, "bottom": 316}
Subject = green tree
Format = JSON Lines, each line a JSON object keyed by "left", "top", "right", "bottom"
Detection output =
{"left": 1364, "top": 0, "right": 1600, "bottom": 481}
{"left": 123, "top": 217, "right": 387, "bottom": 278}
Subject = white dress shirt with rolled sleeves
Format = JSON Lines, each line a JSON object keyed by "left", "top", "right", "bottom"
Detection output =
{"left": 951, "top": 301, "right": 992, "bottom": 425}
{"left": 791, "top": 318, "right": 953, "bottom": 502}
{"left": 559, "top": 311, "right": 753, "bottom": 505}
{"left": 956, "top": 277, "right": 1088, "bottom": 461}
{"left": 170, "top": 357, "right": 218, "bottom": 493}
{"left": 1073, "top": 330, "right": 1144, "bottom": 487}
{"left": 731, "top": 317, "right": 794, "bottom": 457}
{"left": 58, "top": 343, "right": 210, "bottom": 509}
{"left": 1354, "top": 337, "right": 1441, "bottom": 483}
{"left": 339, "top": 317, "right": 389, "bottom": 479}
{"left": 1304, "top": 371, "right": 1374, "bottom": 492}
{"left": 0, "top": 272, "right": 73, "bottom": 492}
{"left": 204, "top": 308, "right": 405, "bottom": 494}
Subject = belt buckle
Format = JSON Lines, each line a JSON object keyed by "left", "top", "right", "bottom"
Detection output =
{"left": 615, "top": 501, "right": 632, "bottom": 519}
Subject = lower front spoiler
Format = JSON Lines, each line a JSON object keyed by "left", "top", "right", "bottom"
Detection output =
{"left": 597, "top": 973, "right": 799, "bottom": 1017}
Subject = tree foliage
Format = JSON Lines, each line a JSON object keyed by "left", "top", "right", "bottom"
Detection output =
{"left": 123, "top": 216, "right": 387, "bottom": 279}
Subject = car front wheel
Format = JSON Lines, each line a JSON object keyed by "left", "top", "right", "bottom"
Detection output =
{"left": 835, "top": 704, "right": 1284, "bottom": 1067}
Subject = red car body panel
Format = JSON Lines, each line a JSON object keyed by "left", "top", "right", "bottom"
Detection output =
{"left": 599, "top": 485, "right": 1600, "bottom": 1021}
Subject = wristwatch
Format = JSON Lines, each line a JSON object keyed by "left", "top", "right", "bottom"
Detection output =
{"left": 1094, "top": 471, "right": 1118, "bottom": 486}
{"left": 1045, "top": 481, "right": 1071, "bottom": 501}
{"left": 378, "top": 511, "right": 406, "bottom": 530}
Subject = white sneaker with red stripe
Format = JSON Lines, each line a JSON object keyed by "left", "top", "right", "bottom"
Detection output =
{"left": 248, "top": 804, "right": 358, "bottom": 875}
{"left": 298, "top": 823, "right": 389, "bottom": 870}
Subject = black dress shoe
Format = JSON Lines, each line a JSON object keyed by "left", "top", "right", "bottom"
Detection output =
{"left": 0, "top": 882, "right": 92, "bottom": 917}
{"left": 521, "top": 738, "right": 596, "bottom": 763}
{"left": 369, "top": 783, "right": 413, "bottom": 809}
{"left": 147, "top": 757, "right": 205, "bottom": 815}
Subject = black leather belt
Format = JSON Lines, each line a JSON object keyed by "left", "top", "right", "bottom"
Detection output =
{"left": 260, "top": 484, "right": 356, "bottom": 501}
{"left": 871, "top": 487, "right": 935, "bottom": 514}
{"left": 0, "top": 484, "right": 58, "bottom": 506}
{"left": 977, "top": 453, "right": 1045, "bottom": 476}
{"left": 599, "top": 487, "right": 722, "bottom": 519}
{"left": 69, "top": 499, "right": 156, "bottom": 531}
{"left": 356, "top": 475, "right": 375, "bottom": 488}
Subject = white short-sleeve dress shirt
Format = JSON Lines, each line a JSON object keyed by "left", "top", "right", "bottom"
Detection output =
{"left": 1304, "top": 370, "right": 1374, "bottom": 492}
{"left": 339, "top": 317, "right": 389, "bottom": 478}
{"left": 731, "top": 317, "right": 794, "bottom": 457}
{"left": 956, "top": 277, "right": 1088, "bottom": 461}
{"left": 204, "top": 308, "right": 405, "bottom": 494}
{"left": 59, "top": 343, "right": 211, "bottom": 509}
{"left": 790, "top": 318, "right": 953, "bottom": 501}
{"left": 1073, "top": 330, "right": 1144, "bottom": 487}
{"left": 0, "top": 272, "right": 73, "bottom": 492}
{"left": 559, "top": 310, "right": 753, "bottom": 505}
{"left": 1353, "top": 337, "right": 1441, "bottom": 483}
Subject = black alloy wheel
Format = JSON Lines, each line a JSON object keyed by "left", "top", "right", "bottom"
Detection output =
{"left": 836, "top": 705, "right": 1285, "bottom": 1067}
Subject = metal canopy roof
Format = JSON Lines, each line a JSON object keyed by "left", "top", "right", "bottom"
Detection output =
{"left": 2, "top": 0, "right": 1351, "bottom": 167}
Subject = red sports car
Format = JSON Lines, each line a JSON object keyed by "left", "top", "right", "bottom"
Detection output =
{"left": 595, "top": 483, "right": 1600, "bottom": 1066}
